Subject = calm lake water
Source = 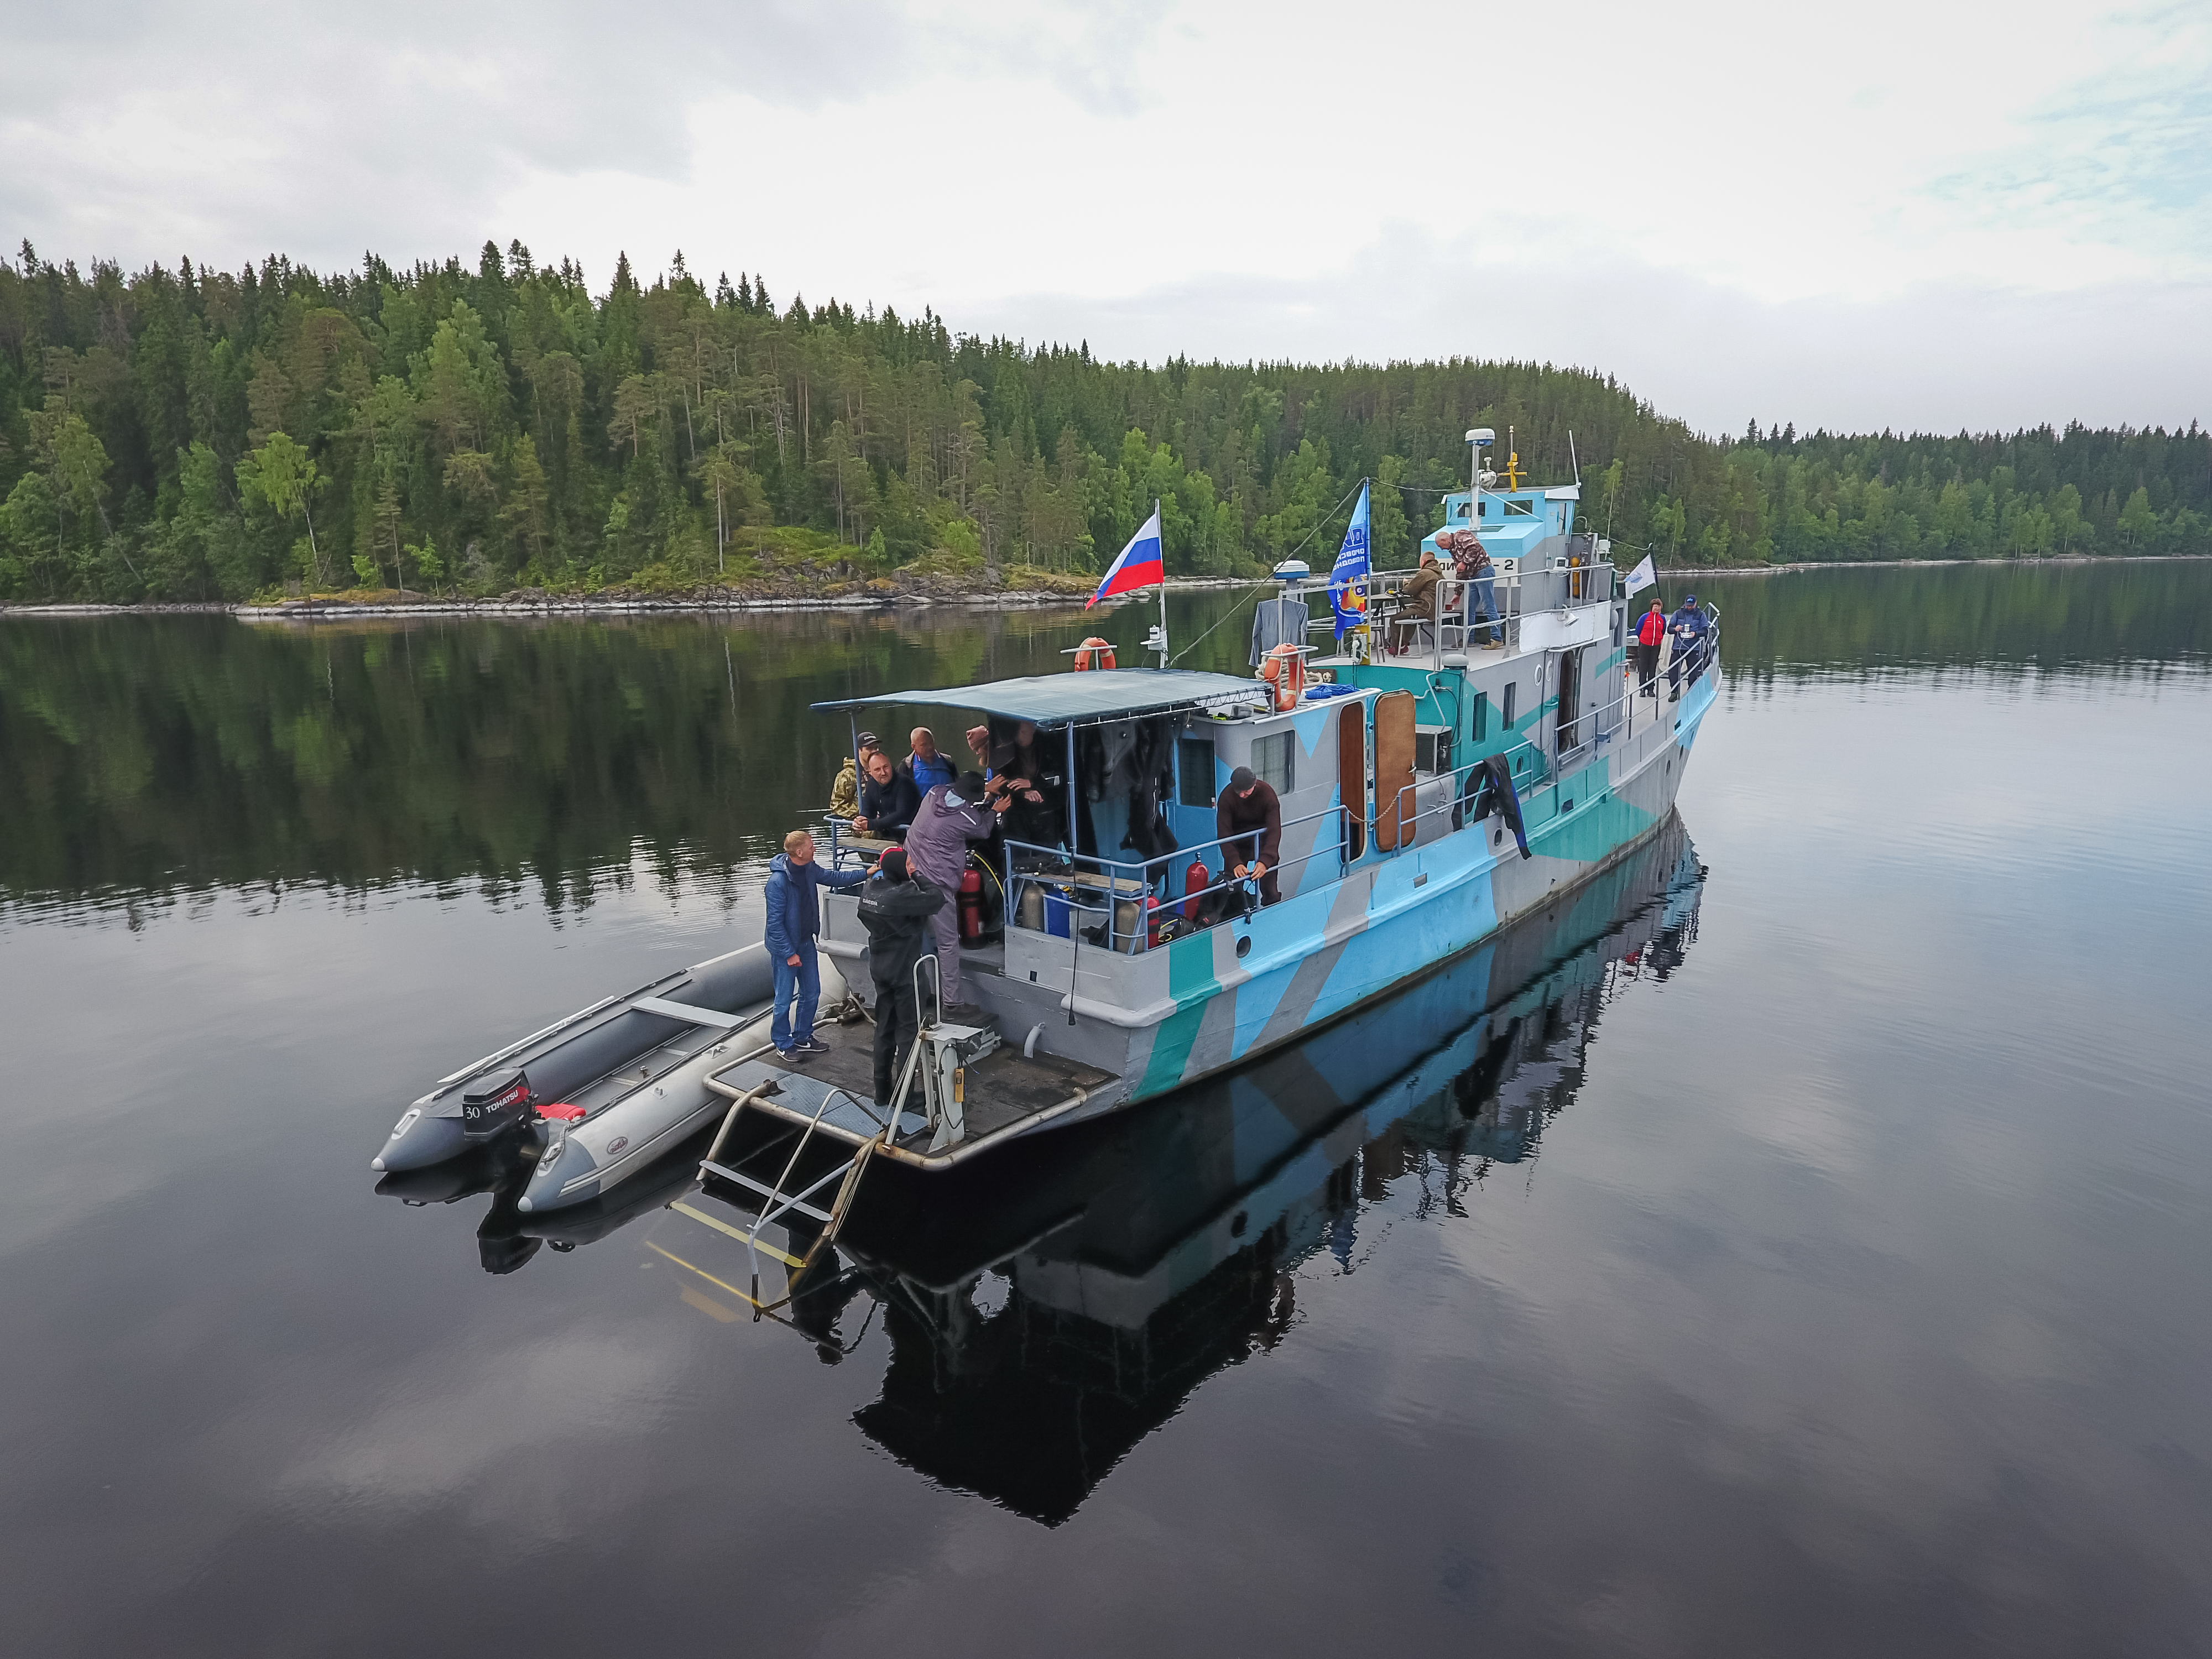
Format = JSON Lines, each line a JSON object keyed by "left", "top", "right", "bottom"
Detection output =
{"left": 3, "top": 563, "right": 2209, "bottom": 1656}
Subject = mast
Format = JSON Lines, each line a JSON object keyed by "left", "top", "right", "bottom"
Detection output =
{"left": 1155, "top": 497, "right": 1169, "bottom": 668}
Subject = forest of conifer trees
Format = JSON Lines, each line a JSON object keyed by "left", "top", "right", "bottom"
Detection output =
{"left": 3, "top": 239, "right": 2208, "bottom": 604}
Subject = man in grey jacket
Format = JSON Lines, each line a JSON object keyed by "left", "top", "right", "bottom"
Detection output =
{"left": 901, "top": 770, "right": 1007, "bottom": 1013}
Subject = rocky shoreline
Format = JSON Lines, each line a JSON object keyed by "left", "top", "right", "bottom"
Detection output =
{"left": 4, "top": 555, "right": 2199, "bottom": 621}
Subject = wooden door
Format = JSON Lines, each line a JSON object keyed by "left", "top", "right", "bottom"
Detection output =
{"left": 1374, "top": 690, "right": 1417, "bottom": 851}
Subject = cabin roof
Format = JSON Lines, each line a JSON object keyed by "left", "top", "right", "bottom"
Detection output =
{"left": 811, "top": 667, "right": 1260, "bottom": 726}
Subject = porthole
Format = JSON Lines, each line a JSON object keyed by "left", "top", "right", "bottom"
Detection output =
{"left": 1235, "top": 935, "right": 1251, "bottom": 959}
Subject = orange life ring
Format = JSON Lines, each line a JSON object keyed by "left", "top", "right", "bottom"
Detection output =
{"left": 1257, "top": 642, "right": 1305, "bottom": 711}
{"left": 1073, "top": 636, "right": 1117, "bottom": 671}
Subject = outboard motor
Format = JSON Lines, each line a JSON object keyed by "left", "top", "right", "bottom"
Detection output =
{"left": 460, "top": 1068, "right": 532, "bottom": 1141}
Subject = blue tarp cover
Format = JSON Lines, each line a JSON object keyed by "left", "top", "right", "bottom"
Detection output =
{"left": 811, "top": 668, "right": 1260, "bottom": 726}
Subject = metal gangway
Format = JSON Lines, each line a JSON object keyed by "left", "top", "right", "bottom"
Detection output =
{"left": 653, "top": 957, "right": 979, "bottom": 1324}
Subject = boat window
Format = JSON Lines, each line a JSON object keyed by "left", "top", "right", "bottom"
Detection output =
{"left": 1177, "top": 737, "right": 1217, "bottom": 807}
{"left": 1503, "top": 682, "right": 1517, "bottom": 727}
{"left": 1251, "top": 731, "right": 1294, "bottom": 794}
{"left": 1504, "top": 499, "right": 1536, "bottom": 517}
{"left": 1473, "top": 691, "right": 1489, "bottom": 742}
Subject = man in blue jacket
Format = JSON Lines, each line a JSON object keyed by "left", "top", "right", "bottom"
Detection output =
{"left": 764, "top": 830, "right": 867, "bottom": 1060}
{"left": 900, "top": 727, "right": 957, "bottom": 796}
{"left": 1667, "top": 594, "right": 1710, "bottom": 700}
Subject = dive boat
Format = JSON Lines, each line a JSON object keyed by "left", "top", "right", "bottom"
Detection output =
{"left": 739, "top": 467, "right": 1719, "bottom": 1172}
{"left": 368, "top": 458, "right": 1719, "bottom": 1222}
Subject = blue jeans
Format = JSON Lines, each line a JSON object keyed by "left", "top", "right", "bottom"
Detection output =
{"left": 1470, "top": 572, "right": 1498, "bottom": 638}
{"left": 771, "top": 944, "right": 821, "bottom": 1049}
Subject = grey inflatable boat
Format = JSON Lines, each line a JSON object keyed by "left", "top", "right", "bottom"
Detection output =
{"left": 371, "top": 937, "right": 841, "bottom": 1214}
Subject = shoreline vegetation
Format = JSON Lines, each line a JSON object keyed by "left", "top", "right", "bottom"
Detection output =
{"left": 6, "top": 241, "right": 2210, "bottom": 611}
{"left": 8, "top": 555, "right": 2204, "bottom": 623}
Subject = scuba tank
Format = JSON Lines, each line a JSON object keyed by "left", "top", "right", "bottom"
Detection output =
{"left": 1183, "top": 858, "right": 1209, "bottom": 920}
{"left": 958, "top": 867, "right": 985, "bottom": 941}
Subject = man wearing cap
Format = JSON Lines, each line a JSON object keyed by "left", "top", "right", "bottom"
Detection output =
{"left": 829, "top": 731, "right": 879, "bottom": 820}
{"left": 1216, "top": 765, "right": 1284, "bottom": 907}
{"left": 1667, "top": 594, "right": 1710, "bottom": 700}
{"left": 902, "top": 769, "right": 1009, "bottom": 1014}
{"left": 856, "top": 848, "right": 948, "bottom": 1107}
{"left": 1394, "top": 547, "right": 1443, "bottom": 656}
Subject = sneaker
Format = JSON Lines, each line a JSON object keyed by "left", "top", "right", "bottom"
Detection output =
{"left": 793, "top": 1037, "right": 832, "bottom": 1055}
{"left": 776, "top": 1047, "right": 807, "bottom": 1063}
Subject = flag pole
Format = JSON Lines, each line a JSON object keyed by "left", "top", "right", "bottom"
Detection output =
{"left": 1155, "top": 497, "right": 1168, "bottom": 669}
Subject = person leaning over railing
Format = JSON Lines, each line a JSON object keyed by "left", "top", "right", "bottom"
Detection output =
{"left": 1437, "top": 529, "right": 1500, "bottom": 647}
{"left": 1216, "top": 765, "right": 1283, "bottom": 907}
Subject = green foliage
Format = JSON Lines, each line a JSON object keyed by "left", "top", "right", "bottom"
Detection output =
{"left": 2, "top": 245, "right": 2208, "bottom": 604}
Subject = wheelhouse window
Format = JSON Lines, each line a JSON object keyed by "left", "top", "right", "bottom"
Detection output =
{"left": 1178, "top": 737, "right": 1217, "bottom": 807}
{"left": 1251, "top": 731, "right": 1295, "bottom": 794}
{"left": 1503, "top": 682, "right": 1517, "bottom": 727}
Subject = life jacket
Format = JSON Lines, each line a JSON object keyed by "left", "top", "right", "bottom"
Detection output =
{"left": 1257, "top": 643, "right": 1305, "bottom": 711}
{"left": 1072, "top": 636, "right": 1116, "bottom": 671}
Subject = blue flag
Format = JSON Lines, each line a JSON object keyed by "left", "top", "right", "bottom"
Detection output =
{"left": 1329, "top": 482, "right": 1371, "bottom": 639}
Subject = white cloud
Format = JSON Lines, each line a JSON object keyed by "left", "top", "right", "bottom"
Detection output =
{"left": 4, "top": 0, "right": 2206, "bottom": 433}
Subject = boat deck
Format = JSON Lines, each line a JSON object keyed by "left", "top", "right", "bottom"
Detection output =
{"left": 707, "top": 1011, "right": 1117, "bottom": 1169}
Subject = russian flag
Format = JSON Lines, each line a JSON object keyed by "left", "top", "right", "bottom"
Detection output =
{"left": 1087, "top": 505, "right": 1164, "bottom": 609}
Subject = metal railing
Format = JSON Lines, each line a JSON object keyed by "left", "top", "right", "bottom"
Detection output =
{"left": 1000, "top": 799, "right": 1353, "bottom": 953}
{"left": 1366, "top": 557, "right": 1621, "bottom": 666}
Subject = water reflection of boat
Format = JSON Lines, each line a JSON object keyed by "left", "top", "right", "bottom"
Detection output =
{"left": 773, "top": 816, "right": 1703, "bottom": 1521}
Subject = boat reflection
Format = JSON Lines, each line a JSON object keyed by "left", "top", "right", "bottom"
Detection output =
{"left": 830, "top": 813, "right": 1705, "bottom": 1522}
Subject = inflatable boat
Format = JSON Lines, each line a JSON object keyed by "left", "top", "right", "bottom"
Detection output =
{"left": 369, "top": 937, "right": 841, "bottom": 1214}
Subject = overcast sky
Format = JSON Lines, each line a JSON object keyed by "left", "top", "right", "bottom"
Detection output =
{"left": 4, "top": 0, "right": 2206, "bottom": 437}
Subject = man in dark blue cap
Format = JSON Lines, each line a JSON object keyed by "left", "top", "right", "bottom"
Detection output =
{"left": 1668, "top": 593, "right": 1710, "bottom": 700}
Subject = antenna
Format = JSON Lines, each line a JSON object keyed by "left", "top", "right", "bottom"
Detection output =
{"left": 1568, "top": 430, "right": 1581, "bottom": 486}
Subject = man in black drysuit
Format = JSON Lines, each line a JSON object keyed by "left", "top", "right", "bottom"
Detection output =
{"left": 856, "top": 848, "right": 947, "bottom": 1109}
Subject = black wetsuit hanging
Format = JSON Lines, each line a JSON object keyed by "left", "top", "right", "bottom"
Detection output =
{"left": 1467, "top": 755, "right": 1531, "bottom": 858}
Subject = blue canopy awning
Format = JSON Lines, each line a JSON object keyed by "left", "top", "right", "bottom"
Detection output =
{"left": 810, "top": 668, "right": 1259, "bottom": 726}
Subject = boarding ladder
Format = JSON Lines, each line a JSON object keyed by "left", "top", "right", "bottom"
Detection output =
{"left": 666, "top": 956, "right": 978, "bottom": 1321}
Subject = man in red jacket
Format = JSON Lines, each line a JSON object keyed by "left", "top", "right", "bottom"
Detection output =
{"left": 1634, "top": 599, "right": 1666, "bottom": 699}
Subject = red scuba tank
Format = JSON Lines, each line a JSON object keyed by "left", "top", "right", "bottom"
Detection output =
{"left": 958, "top": 868, "right": 984, "bottom": 941}
{"left": 1183, "top": 858, "right": 1209, "bottom": 920}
